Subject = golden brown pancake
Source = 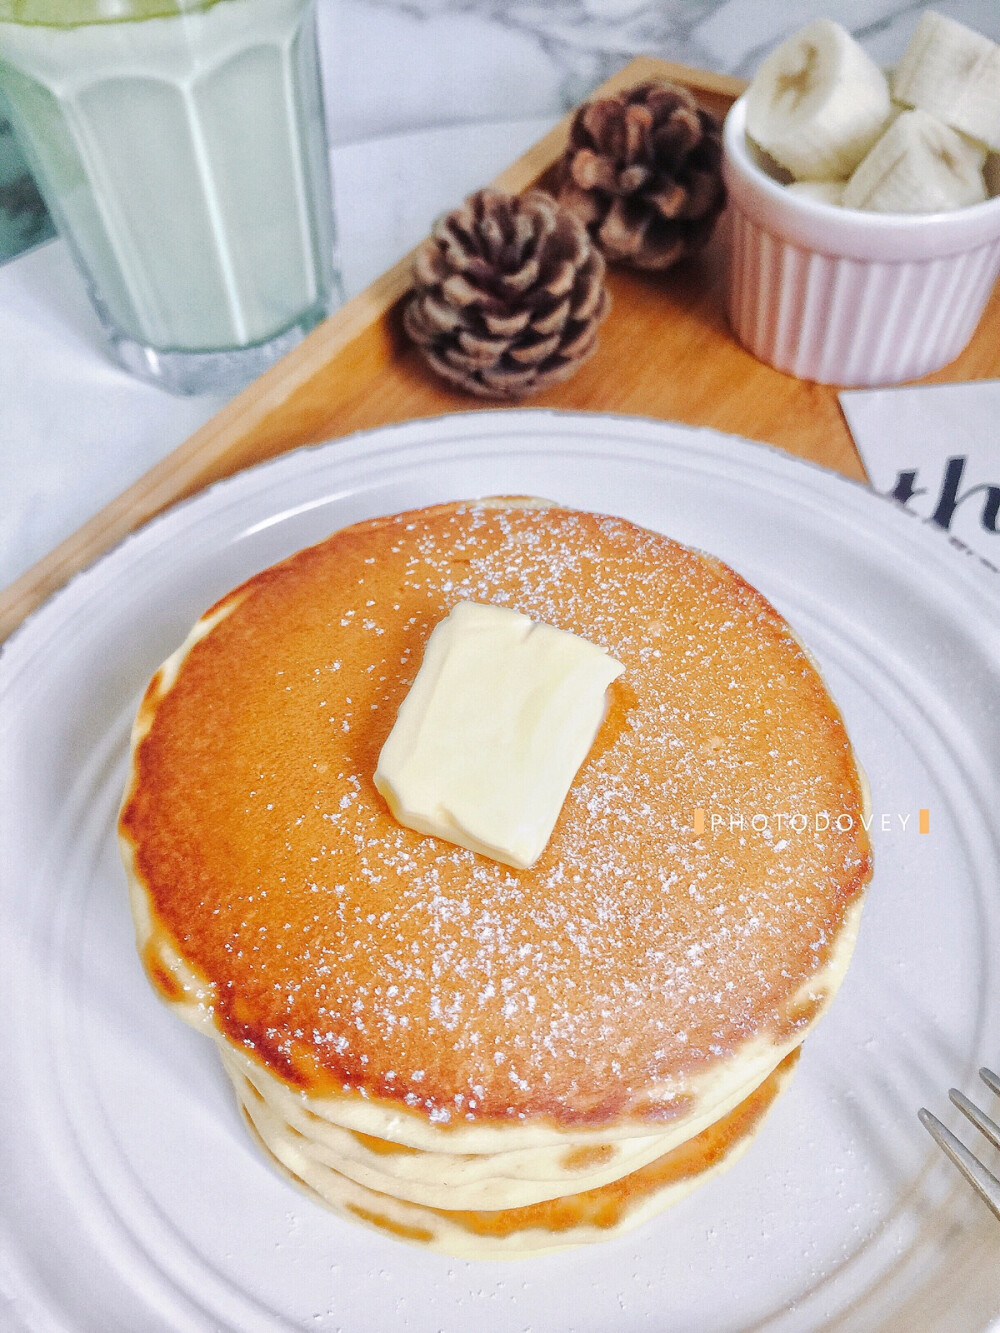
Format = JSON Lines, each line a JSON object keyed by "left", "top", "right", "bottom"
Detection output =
{"left": 119, "top": 499, "right": 871, "bottom": 1247}
{"left": 232, "top": 1047, "right": 800, "bottom": 1258}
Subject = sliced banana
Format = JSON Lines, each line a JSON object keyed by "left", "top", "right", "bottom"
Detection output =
{"left": 745, "top": 18, "right": 892, "bottom": 180}
{"left": 893, "top": 11, "right": 1000, "bottom": 153}
{"left": 786, "top": 180, "right": 846, "bottom": 205}
{"left": 842, "top": 108, "right": 987, "bottom": 213}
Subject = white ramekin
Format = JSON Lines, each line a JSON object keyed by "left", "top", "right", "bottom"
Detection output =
{"left": 722, "top": 95, "right": 1000, "bottom": 386}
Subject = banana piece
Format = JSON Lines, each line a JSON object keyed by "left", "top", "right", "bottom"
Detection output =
{"left": 745, "top": 19, "right": 892, "bottom": 180}
{"left": 786, "top": 180, "right": 846, "bottom": 205}
{"left": 842, "top": 108, "right": 987, "bottom": 213}
{"left": 892, "top": 11, "right": 1000, "bottom": 153}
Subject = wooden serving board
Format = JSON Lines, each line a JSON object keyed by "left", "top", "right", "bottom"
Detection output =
{"left": 3, "top": 55, "right": 999, "bottom": 641}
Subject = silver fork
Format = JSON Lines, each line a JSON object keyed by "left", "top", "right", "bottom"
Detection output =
{"left": 919, "top": 1067, "right": 1000, "bottom": 1222}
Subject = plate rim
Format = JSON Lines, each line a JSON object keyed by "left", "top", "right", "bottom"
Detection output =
{"left": 2, "top": 407, "right": 997, "bottom": 685}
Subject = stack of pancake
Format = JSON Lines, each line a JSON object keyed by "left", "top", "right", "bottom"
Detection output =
{"left": 119, "top": 499, "right": 872, "bottom": 1257}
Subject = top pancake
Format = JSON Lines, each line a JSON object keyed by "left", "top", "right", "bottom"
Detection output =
{"left": 120, "top": 500, "right": 871, "bottom": 1139}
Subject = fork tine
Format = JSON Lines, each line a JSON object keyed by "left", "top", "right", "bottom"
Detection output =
{"left": 918, "top": 1108, "right": 1000, "bottom": 1222}
{"left": 981, "top": 1067, "right": 1000, "bottom": 1099}
{"left": 949, "top": 1089, "right": 1000, "bottom": 1154}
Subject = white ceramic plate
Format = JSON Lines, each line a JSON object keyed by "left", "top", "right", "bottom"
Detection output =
{"left": 2, "top": 411, "right": 999, "bottom": 1333}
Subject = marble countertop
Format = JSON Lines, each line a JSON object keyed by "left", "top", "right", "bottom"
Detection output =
{"left": 314, "top": 0, "right": 1000, "bottom": 145}
{"left": 2, "top": 0, "right": 1000, "bottom": 595}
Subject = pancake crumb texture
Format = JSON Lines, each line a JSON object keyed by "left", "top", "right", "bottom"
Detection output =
{"left": 230, "top": 1047, "right": 800, "bottom": 1257}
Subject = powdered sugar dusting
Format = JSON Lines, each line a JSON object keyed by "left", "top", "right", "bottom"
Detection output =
{"left": 127, "top": 502, "right": 872, "bottom": 1126}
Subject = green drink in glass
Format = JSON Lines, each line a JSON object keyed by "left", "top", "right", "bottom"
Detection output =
{"left": 0, "top": 0, "right": 339, "bottom": 393}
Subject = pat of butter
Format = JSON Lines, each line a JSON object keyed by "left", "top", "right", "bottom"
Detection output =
{"left": 374, "top": 601, "right": 624, "bottom": 869}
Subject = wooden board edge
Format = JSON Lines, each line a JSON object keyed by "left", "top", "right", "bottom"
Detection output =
{"left": 0, "top": 58, "right": 744, "bottom": 643}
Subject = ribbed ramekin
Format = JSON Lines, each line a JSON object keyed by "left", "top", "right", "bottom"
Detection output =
{"left": 722, "top": 95, "right": 1000, "bottom": 386}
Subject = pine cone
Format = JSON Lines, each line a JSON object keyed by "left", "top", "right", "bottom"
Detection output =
{"left": 404, "top": 188, "right": 610, "bottom": 399}
{"left": 556, "top": 80, "right": 726, "bottom": 271}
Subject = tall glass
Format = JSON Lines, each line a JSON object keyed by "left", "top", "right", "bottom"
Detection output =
{"left": 0, "top": 0, "right": 339, "bottom": 394}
